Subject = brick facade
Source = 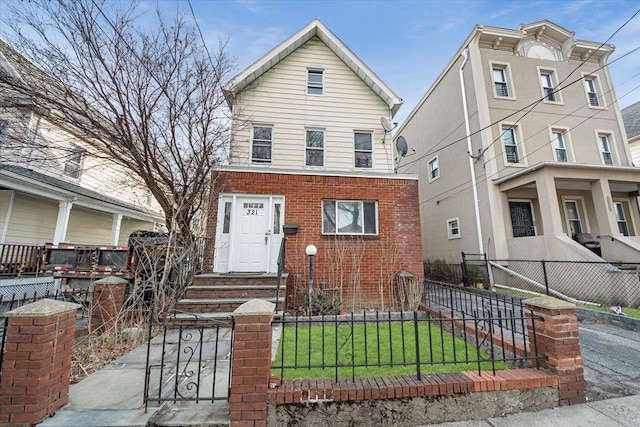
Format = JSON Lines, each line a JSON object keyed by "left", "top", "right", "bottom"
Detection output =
{"left": 0, "top": 299, "right": 79, "bottom": 427}
{"left": 524, "top": 296, "right": 586, "bottom": 406}
{"left": 206, "top": 170, "right": 423, "bottom": 310}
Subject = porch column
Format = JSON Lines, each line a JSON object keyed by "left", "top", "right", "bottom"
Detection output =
{"left": 53, "top": 200, "right": 73, "bottom": 244}
{"left": 590, "top": 179, "right": 619, "bottom": 236}
{"left": 110, "top": 213, "right": 123, "bottom": 245}
{"left": 535, "top": 174, "right": 564, "bottom": 235}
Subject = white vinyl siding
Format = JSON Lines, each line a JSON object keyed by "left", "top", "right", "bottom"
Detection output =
{"left": 229, "top": 37, "right": 393, "bottom": 172}
{"left": 0, "top": 193, "right": 57, "bottom": 244}
{"left": 65, "top": 207, "right": 114, "bottom": 245}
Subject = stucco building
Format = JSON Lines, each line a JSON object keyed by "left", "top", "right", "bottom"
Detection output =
{"left": 396, "top": 20, "right": 640, "bottom": 265}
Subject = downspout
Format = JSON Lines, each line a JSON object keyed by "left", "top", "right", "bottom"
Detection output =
{"left": 459, "top": 49, "right": 484, "bottom": 256}
{"left": 460, "top": 48, "right": 494, "bottom": 286}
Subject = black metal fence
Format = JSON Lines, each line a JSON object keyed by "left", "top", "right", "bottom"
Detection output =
{"left": 424, "top": 280, "right": 530, "bottom": 339}
{"left": 143, "top": 313, "right": 234, "bottom": 411}
{"left": 0, "top": 287, "right": 94, "bottom": 375}
{"left": 272, "top": 309, "right": 542, "bottom": 382}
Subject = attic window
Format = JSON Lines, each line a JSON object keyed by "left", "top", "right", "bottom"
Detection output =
{"left": 307, "top": 69, "right": 323, "bottom": 95}
{"left": 63, "top": 145, "right": 85, "bottom": 179}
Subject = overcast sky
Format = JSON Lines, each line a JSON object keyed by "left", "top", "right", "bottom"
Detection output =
{"left": 168, "top": 0, "right": 640, "bottom": 124}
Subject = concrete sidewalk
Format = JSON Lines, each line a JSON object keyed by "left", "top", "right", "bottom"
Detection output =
{"left": 424, "top": 394, "right": 640, "bottom": 426}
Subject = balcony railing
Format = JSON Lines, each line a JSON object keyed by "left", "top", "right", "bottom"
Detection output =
{"left": 0, "top": 244, "right": 45, "bottom": 278}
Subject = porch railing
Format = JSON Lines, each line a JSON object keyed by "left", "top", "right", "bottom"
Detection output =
{"left": 0, "top": 244, "right": 44, "bottom": 277}
{"left": 275, "top": 237, "right": 287, "bottom": 311}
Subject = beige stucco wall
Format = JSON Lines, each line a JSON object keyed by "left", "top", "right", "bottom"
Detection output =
{"left": 230, "top": 36, "right": 394, "bottom": 173}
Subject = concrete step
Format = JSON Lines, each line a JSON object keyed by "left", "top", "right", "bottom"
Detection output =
{"left": 183, "top": 284, "right": 285, "bottom": 299}
{"left": 191, "top": 273, "right": 287, "bottom": 287}
{"left": 176, "top": 296, "right": 283, "bottom": 313}
{"left": 148, "top": 401, "right": 229, "bottom": 426}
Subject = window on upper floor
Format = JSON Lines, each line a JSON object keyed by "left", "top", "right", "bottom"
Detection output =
{"left": 305, "top": 129, "right": 324, "bottom": 167}
{"left": 354, "top": 131, "right": 373, "bottom": 168}
{"left": 492, "top": 66, "right": 509, "bottom": 97}
{"left": 428, "top": 156, "right": 439, "bottom": 181}
{"left": 551, "top": 129, "right": 569, "bottom": 162}
{"left": 584, "top": 76, "right": 602, "bottom": 108}
{"left": 501, "top": 125, "right": 522, "bottom": 164}
{"left": 539, "top": 69, "right": 560, "bottom": 103}
{"left": 447, "top": 217, "right": 460, "bottom": 239}
{"left": 322, "top": 199, "right": 378, "bottom": 235}
{"left": 63, "top": 145, "right": 84, "bottom": 179}
{"left": 251, "top": 125, "right": 273, "bottom": 164}
{"left": 307, "top": 69, "right": 323, "bottom": 95}
{"left": 597, "top": 133, "right": 614, "bottom": 165}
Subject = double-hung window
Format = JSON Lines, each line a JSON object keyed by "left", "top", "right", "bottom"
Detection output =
{"left": 502, "top": 126, "right": 520, "bottom": 164}
{"left": 63, "top": 145, "right": 84, "bottom": 179}
{"left": 540, "top": 71, "right": 557, "bottom": 102}
{"left": 614, "top": 202, "right": 630, "bottom": 236}
{"left": 354, "top": 132, "right": 373, "bottom": 168}
{"left": 428, "top": 156, "right": 439, "bottom": 181}
{"left": 565, "top": 200, "right": 583, "bottom": 236}
{"left": 305, "top": 129, "right": 324, "bottom": 167}
{"left": 598, "top": 134, "right": 613, "bottom": 165}
{"left": 322, "top": 200, "right": 378, "bottom": 235}
{"left": 492, "top": 67, "right": 509, "bottom": 97}
{"left": 447, "top": 218, "right": 460, "bottom": 239}
{"left": 307, "top": 69, "right": 323, "bottom": 95}
{"left": 551, "top": 130, "right": 568, "bottom": 162}
{"left": 251, "top": 126, "right": 273, "bottom": 164}
{"left": 584, "top": 77, "right": 600, "bottom": 107}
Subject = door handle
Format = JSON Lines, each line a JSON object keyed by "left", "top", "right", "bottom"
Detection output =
{"left": 265, "top": 231, "right": 271, "bottom": 244}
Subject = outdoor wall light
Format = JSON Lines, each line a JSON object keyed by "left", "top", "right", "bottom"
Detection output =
{"left": 305, "top": 244, "right": 317, "bottom": 315}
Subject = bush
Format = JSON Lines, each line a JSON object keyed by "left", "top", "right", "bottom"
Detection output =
{"left": 301, "top": 288, "right": 341, "bottom": 316}
{"left": 428, "top": 259, "right": 457, "bottom": 282}
{"left": 463, "top": 264, "right": 485, "bottom": 286}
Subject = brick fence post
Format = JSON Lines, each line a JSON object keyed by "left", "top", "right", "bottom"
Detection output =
{"left": 230, "top": 299, "right": 276, "bottom": 427}
{"left": 523, "top": 296, "right": 585, "bottom": 406}
{"left": 0, "top": 299, "right": 80, "bottom": 427}
{"left": 91, "top": 276, "right": 128, "bottom": 333}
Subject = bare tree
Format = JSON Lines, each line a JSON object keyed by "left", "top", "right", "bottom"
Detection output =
{"left": 1, "top": 0, "right": 233, "bottom": 243}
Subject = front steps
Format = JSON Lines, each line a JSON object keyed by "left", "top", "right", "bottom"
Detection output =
{"left": 174, "top": 273, "right": 287, "bottom": 322}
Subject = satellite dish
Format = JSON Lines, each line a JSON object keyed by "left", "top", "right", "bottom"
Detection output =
{"left": 396, "top": 136, "right": 408, "bottom": 157}
{"left": 380, "top": 117, "right": 393, "bottom": 133}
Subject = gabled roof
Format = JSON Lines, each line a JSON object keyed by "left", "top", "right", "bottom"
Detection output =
{"left": 622, "top": 100, "right": 640, "bottom": 140}
{"left": 222, "top": 19, "right": 403, "bottom": 116}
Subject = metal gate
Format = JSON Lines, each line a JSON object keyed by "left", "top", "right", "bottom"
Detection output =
{"left": 143, "top": 313, "right": 234, "bottom": 411}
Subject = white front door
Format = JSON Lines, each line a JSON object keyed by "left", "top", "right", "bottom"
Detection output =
{"left": 214, "top": 194, "right": 284, "bottom": 273}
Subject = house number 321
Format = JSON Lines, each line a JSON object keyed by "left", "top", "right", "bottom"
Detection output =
{"left": 246, "top": 209, "right": 258, "bottom": 215}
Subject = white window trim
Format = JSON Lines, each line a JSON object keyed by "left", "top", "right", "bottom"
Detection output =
{"left": 353, "top": 130, "right": 374, "bottom": 169}
{"left": 428, "top": 155, "right": 440, "bottom": 182}
{"left": 581, "top": 72, "right": 606, "bottom": 109}
{"left": 613, "top": 199, "right": 636, "bottom": 236}
{"left": 537, "top": 66, "right": 563, "bottom": 105}
{"left": 250, "top": 124, "right": 274, "bottom": 166}
{"left": 548, "top": 126, "right": 574, "bottom": 162}
{"left": 499, "top": 122, "right": 527, "bottom": 168}
{"left": 594, "top": 130, "right": 617, "bottom": 166}
{"left": 304, "top": 128, "right": 325, "bottom": 169}
{"left": 321, "top": 199, "right": 379, "bottom": 236}
{"left": 446, "top": 217, "right": 461, "bottom": 240}
{"left": 307, "top": 68, "right": 324, "bottom": 95}
{"left": 63, "top": 144, "right": 85, "bottom": 180}
{"left": 489, "top": 61, "right": 516, "bottom": 100}
{"left": 561, "top": 196, "right": 590, "bottom": 236}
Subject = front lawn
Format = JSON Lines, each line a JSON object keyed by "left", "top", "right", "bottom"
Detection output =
{"left": 272, "top": 320, "right": 509, "bottom": 379}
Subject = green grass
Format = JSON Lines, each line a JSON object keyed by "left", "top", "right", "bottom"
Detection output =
{"left": 494, "top": 287, "right": 640, "bottom": 320}
{"left": 272, "top": 321, "right": 509, "bottom": 379}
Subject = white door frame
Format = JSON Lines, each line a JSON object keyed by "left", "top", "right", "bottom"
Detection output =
{"left": 213, "top": 193, "right": 284, "bottom": 273}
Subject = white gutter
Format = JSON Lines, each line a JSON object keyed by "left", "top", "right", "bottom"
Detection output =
{"left": 459, "top": 49, "right": 484, "bottom": 256}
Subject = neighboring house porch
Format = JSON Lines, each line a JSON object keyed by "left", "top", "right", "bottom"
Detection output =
{"left": 0, "top": 164, "right": 163, "bottom": 246}
{"left": 494, "top": 162, "right": 640, "bottom": 262}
